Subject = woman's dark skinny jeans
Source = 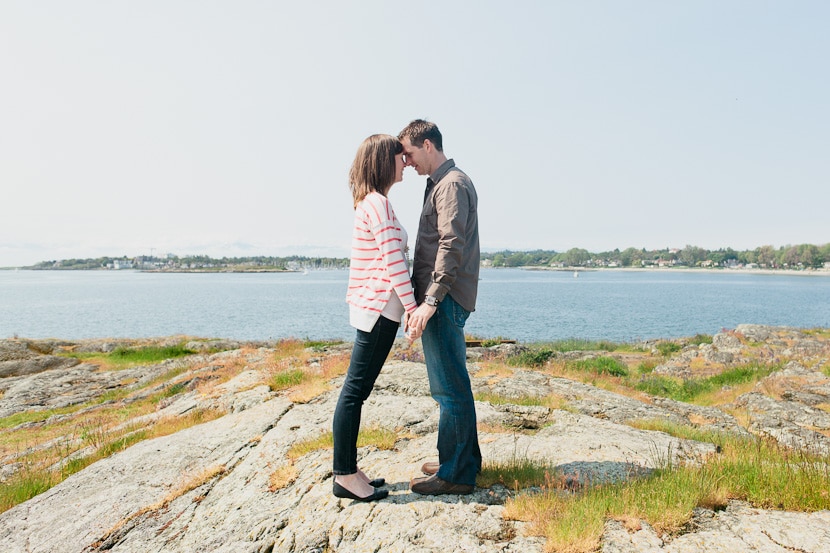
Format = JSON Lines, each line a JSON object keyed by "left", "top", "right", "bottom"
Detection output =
{"left": 332, "top": 315, "right": 399, "bottom": 475}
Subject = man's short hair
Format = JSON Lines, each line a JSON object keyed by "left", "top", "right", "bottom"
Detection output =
{"left": 398, "top": 119, "right": 443, "bottom": 151}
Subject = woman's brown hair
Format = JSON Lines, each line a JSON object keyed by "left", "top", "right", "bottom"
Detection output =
{"left": 349, "top": 134, "right": 403, "bottom": 208}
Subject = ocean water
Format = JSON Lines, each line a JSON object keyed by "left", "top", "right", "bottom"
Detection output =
{"left": 0, "top": 268, "right": 827, "bottom": 343}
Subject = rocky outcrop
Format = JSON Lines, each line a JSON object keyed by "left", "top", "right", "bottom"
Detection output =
{"left": 0, "top": 326, "right": 828, "bottom": 552}
{"left": 602, "top": 500, "right": 830, "bottom": 552}
{"left": 0, "top": 340, "right": 79, "bottom": 378}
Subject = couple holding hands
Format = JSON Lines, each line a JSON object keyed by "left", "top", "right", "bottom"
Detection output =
{"left": 332, "top": 119, "right": 481, "bottom": 501}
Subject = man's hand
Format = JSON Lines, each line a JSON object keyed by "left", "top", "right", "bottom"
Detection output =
{"left": 405, "top": 303, "right": 437, "bottom": 341}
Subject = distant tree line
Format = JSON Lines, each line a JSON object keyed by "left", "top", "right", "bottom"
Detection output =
{"left": 483, "top": 243, "right": 830, "bottom": 269}
{"left": 28, "top": 254, "right": 350, "bottom": 270}
{"left": 27, "top": 243, "right": 830, "bottom": 271}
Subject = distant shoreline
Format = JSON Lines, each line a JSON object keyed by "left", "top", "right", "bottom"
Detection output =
{"left": 527, "top": 266, "right": 830, "bottom": 277}
{"left": 140, "top": 269, "right": 300, "bottom": 274}
{"left": 4, "top": 266, "right": 829, "bottom": 277}
{"left": 0, "top": 268, "right": 301, "bottom": 273}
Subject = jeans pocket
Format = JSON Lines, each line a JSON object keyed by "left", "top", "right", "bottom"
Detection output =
{"left": 452, "top": 301, "right": 470, "bottom": 327}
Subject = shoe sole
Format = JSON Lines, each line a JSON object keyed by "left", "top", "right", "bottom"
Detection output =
{"left": 333, "top": 482, "right": 389, "bottom": 502}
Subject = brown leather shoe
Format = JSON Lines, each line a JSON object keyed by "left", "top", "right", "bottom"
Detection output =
{"left": 420, "top": 461, "right": 439, "bottom": 475}
{"left": 410, "top": 474, "right": 474, "bottom": 496}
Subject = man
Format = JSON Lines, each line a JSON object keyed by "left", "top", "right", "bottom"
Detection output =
{"left": 399, "top": 119, "right": 481, "bottom": 495}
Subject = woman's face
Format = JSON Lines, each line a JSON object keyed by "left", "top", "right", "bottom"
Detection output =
{"left": 393, "top": 152, "right": 405, "bottom": 183}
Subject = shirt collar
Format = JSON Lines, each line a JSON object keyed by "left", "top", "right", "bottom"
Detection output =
{"left": 429, "top": 159, "right": 456, "bottom": 184}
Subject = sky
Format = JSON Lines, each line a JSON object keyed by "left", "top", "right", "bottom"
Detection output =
{"left": 1, "top": 1, "right": 828, "bottom": 267}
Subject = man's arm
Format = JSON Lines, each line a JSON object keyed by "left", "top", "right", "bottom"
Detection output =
{"left": 426, "top": 180, "right": 470, "bottom": 302}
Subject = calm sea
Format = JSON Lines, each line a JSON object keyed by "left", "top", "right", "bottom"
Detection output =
{"left": 0, "top": 268, "right": 828, "bottom": 343}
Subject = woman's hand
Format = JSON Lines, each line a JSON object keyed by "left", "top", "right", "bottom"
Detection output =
{"left": 405, "top": 303, "right": 436, "bottom": 341}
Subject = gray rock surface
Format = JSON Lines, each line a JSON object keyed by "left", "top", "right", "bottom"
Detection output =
{"left": 0, "top": 327, "right": 828, "bottom": 552}
{"left": 602, "top": 500, "right": 830, "bottom": 552}
{"left": 0, "top": 340, "right": 79, "bottom": 378}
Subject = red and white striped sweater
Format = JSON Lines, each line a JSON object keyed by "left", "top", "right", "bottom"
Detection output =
{"left": 346, "top": 192, "right": 417, "bottom": 332}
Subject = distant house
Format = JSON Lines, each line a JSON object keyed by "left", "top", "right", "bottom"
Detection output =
{"left": 112, "top": 259, "right": 133, "bottom": 270}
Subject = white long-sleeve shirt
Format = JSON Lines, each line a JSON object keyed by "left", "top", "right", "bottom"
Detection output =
{"left": 346, "top": 192, "right": 417, "bottom": 332}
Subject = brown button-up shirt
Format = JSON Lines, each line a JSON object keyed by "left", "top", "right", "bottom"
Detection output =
{"left": 412, "top": 159, "right": 480, "bottom": 312}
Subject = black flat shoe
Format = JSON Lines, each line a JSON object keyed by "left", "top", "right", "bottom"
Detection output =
{"left": 333, "top": 481, "right": 389, "bottom": 502}
{"left": 368, "top": 478, "right": 385, "bottom": 487}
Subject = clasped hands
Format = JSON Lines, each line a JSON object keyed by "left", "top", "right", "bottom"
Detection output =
{"left": 404, "top": 303, "right": 437, "bottom": 341}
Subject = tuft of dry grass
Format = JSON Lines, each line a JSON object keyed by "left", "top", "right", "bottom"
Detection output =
{"left": 286, "top": 426, "right": 398, "bottom": 461}
{"left": 267, "top": 346, "right": 350, "bottom": 403}
{"left": 92, "top": 464, "right": 227, "bottom": 549}
{"left": 757, "top": 375, "right": 813, "bottom": 400}
{"left": 474, "top": 391, "right": 565, "bottom": 410}
{"left": 475, "top": 362, "right": 516, "bottom": 382}
{"left": 477, "top": 457, "right": 557, "bottom": 489}
{"left": 500, "top": 425, "right": 830, "bottom": 553}
{"left": 160, "top": 464, "right": 227, "bottom": 506}
{"left": 288, "top": 380, "right": 331, "bottom": 404}
{"left": 478, "top": 422, "right": 516, "bottom": 435}
{"left": 287, "top": 433, "right": 333, "bottom": 461}
{"left": 268, "top": 463, "right": 299, "bottom": 492}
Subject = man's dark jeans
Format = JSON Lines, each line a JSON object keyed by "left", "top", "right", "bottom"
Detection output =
{"left": 421, "top": 295, "right": 481, "bottom": 485}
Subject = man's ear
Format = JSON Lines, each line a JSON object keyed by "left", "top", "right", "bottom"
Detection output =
{"left": 422, "top": 139, "right": 433, "bottom": 153}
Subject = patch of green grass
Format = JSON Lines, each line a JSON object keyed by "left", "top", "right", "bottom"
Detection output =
{"left": 506, "top": 339, "right": 631, "bottom": 368}
{"left": 270, "top": 369, "right": 306, "bottom": 391}
{"left": 627, "top": 419, "right": 719, "bottom": 442}
{"left": 505, "top": 433, "right": 830, "bottom": 553}
{"left": 110, "top": 344, "right": 195, "bottom": 364}
{"left": 688, "top": 334, "right": 713, "bottom": 346}
{"left": 0, "top": 467, "right": 56, "bottom": 513}
{"left": 567, "top": 356, "right": 629, "bottom": 377}
{"left": 507, "top": 348, "right": 556, "bottom": 368}
{"left": 478, "top": 457, "right": 555, "bottom": 488}
{"left": 479, "top": 336, "right": 510, "bottom": 347}
{"left": 98, "top": 431, "right": 148, "bottom": 458}
{"left": 303, "top": 339, "right": 344, "bottom": 351}
{"left": 636, "top": 362, "right": 780, "bottom": 403}
{"left": 63, "top": 344, "right": 196, "bottom": 369}
{"left": 547, "top": 339, "right": 621, "bottom": 352}
{"left": 0, "top": 406, "right": 80, "bottom": 430}
{"left": 636, "top": 360, "right": 657, "bottom": 374}
{"left": 162, "top": 382, "right": 187, "bottom": 398}
{"left": 655, "top": 341, "right": 682, "bottom": 356}
{"left": 475, "top": 391, "right": 547, "bottom": 407}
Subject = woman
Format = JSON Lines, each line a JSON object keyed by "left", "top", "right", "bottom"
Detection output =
{"left": 332, "top": 134, "right": 417, "bottom": 502}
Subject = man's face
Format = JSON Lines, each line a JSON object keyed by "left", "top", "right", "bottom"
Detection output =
{"left": 400, "top": 136, "right": 430, "bottom": 176}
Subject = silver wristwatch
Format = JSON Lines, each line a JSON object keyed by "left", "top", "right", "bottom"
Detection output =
{"left": 424, "top": 295, "right": 440, "bottom": 307}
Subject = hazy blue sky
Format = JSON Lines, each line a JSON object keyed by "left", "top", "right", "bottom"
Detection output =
{"left": 1, "top": 1, "right": 827, "bottom": 267}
